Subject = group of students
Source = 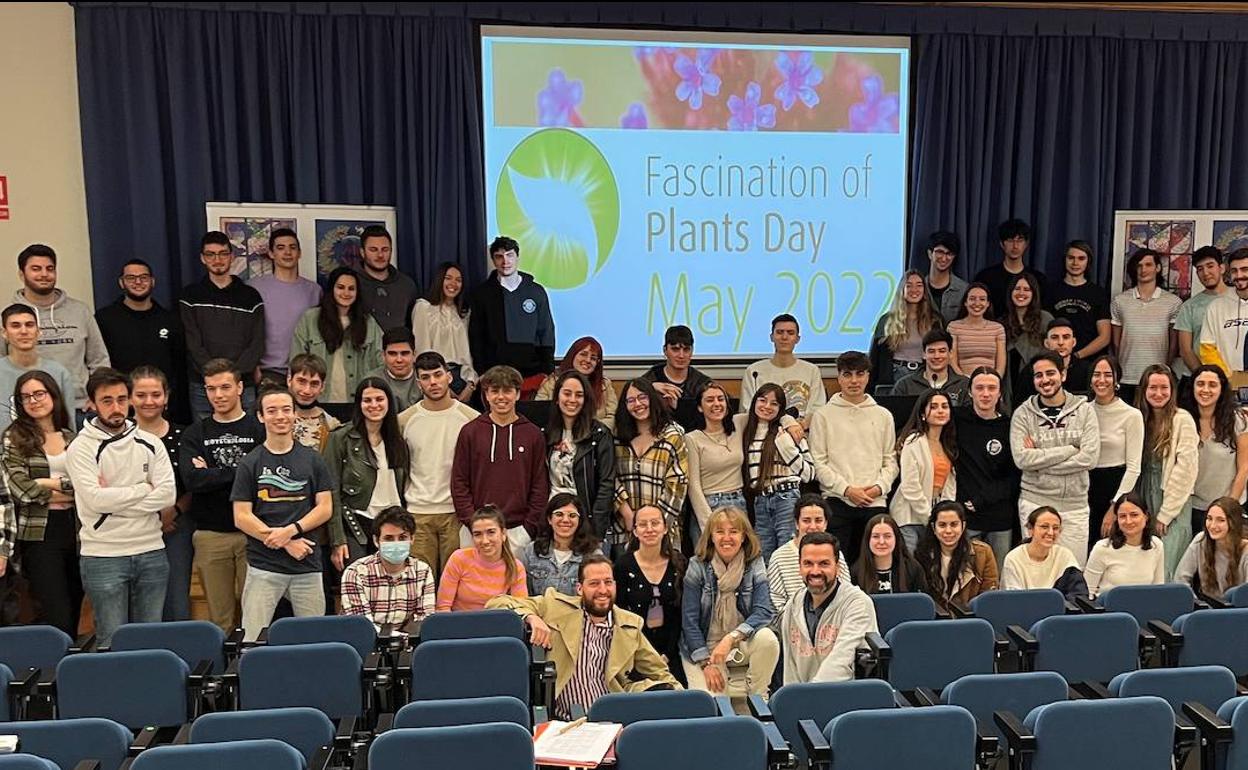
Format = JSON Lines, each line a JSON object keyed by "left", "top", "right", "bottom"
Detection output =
{"left": 2, "top": 219, "right": 1248, "bottom": 718}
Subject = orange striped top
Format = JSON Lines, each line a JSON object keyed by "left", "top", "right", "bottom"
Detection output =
{"left": 435, "top": 547, "right": 528, "bottom": 612}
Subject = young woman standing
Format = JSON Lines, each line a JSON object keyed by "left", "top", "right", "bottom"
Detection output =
{"left": 1184, "top": 364, "right": 1248, "bottom": 535}
{"left": 890, "top": 390, "right": 958, "bottom": 553}
{"left": 291, "top": 266, "right": 383, "bottom": 405}
{"left": 614, "top": 378, "right": 688, "bottom": 554}
{"left": 411, "top": 262, "right": 477, "bottom": 402}
{"left": 741, "top": 384, "right": 813, "bottom": 562}
{"left": 948, "top": 283, "right": 1006, "bottom": 376}
{"left": 543, "top": 370, "right": 615, "bottom": 541}
{"left": 1135, "top": 364, "right": 1198, "bottom": 580}
{"left": 1088, "top": 356, "right": 1144, "bottom": 554}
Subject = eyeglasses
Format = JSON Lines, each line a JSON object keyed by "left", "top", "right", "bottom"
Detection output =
{"left": 121, "top": 274, "right": 152, "bottom": 284}
{"left": 930, "top": 248, "right": 954, "bottom": 257}
{"left": 625, "top": 394, "right": 649, "bottom": 406}
{"left": 551, "top": 511, "right": 581, "bottom": 521}
{"left": 19, "top": 390, "right": 49, "bottom": 404}
{"left": 202, "top": 251, "right": 233, "bottom": 260}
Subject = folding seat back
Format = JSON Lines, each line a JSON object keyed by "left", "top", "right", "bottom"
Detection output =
{"left": 190, "top": 707, "right": 335, "bottom": 763}
{"left": 409, "top": 638, "right": 528, "bottom": 703}
{"left": 1217, "top": 696, "right": 1248, "bottom": 770}
{"left": 394, "top": 696, "right": 530, "bottom": 729}
{"left": 1024, "top": 696, "right": 1175, "bottom": 770}
{"left": 1109, "top": 665, "right": 1238, "bottom": 712}
{"left": 0, "top": 626, "right": 71, "bottom": 674}
{"left": 0, "top": 719, "right": 133, "bottom": 770}
{"left": 111, "top": 621, "right": 227, "bottom": 673}
{"left": 615, "top": 716, "right": 766, "bottom": 770}
{"left": 941, "top": 672, "right": 1068, "bottom": 741}
{"left": 238, "top": 642, "right": 362, "bottom": 719}
{"left": 1226, "top": 584, "right": 1248, "bottom": 608}
{"left": 1172, "top": 609, "right": 1248, "bottom": 676}
{"left": 267, "top": 615, "right": 377, "bottom": 660}
{"left": 588, "top": 690, "right": 716, "bottom": 725}
{"left": 418, "top": 610, "right": 525, "bottom": 642}
{"left": 770, "top": 680, "right": 896, "bottom": 764}
{"left": 825, "top": 705, "right": 976, "bottom": 769}
{"left": 1031, "top": 612, "right": 1138, "bottom": 683}
{"left": 1100, "top": 583, "right": 1195, "bottom": 625}
{"left": 969, "top": 589, "right": 1065, "bottom": 636}
{"left": 0, "top": 757, "right": 58, "bottom": 770}
{"left": 885, "top": 618, "right": 995, "bottom": 691}
{"left": 369, "top": 724, "right": 534, "bottom": 770}
{"left": 870, "top": 593, "right": 935, "bottom": 635}
{"left": 130, "top": 739, "right": 304, "bottom": 770}
{"left": 56, "top": 650, "right": 189, "bottom": 730}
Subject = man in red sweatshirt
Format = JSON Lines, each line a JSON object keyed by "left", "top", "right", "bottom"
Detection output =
{"left": 450, "top": 365, "right": 549, "bottom": 550}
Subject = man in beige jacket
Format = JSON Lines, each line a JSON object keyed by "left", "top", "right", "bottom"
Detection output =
{"left": 488, "top": 553, "right": 680, "bottom": 718}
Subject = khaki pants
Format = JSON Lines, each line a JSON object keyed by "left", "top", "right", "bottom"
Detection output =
{"left": 193, "top": 530, "right": 247, "bottom": 631}
{"left": 410, "top": 513, "right": 461, "bottom": 580}
{"left": 682, "top": 627, "right": 780, "bottom": 699}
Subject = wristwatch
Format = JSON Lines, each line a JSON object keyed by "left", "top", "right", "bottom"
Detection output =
{"left": 728, "top": 630, "right": 743, "bottom": 643}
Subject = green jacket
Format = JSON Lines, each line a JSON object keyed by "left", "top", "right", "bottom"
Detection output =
{"left": 323, "top": 425, "right": 410, "bottom": 546}
{"left": 1, "top": 428, "right": 76, "bottom": 550}
{"left": 290, "top": 309, "right": 383, "bottom": 401}
{"left": 487, "top": 588, "right": 681, "bottom": 699}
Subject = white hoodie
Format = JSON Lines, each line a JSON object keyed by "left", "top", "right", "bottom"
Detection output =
{"left": 67, "top": 418, "right": 175, "bottom": 557}
{"left": 809, "top": 393, "right": 898, "bottom": 506}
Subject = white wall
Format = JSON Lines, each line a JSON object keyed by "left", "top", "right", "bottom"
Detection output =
{"left": 0, "top": 2, "right": 93, "bottom": 307}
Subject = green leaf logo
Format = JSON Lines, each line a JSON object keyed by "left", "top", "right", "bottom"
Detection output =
{"left": 496, "top": 129, "right": 620, "bottom": 290}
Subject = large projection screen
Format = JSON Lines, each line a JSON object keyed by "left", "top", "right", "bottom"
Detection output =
{"left": 481, "top": 27, "right": 910, "bottom": 360}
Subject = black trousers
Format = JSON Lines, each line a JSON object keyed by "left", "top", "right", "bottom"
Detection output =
{"left": 827, "top": 498, "right": 888, "bottom": 568}
{"left": 1087, "top": 465, "right": 1127, "bottom": 554}
{"left": 20, "top": 509, "right": 84, "bottom": 636}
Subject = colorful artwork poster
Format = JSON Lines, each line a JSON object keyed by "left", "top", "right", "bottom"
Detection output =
{"left": 314, "top": 219, "right": 384, "bottom": 280}
{"left": 1124, "top": 220, "right": 1195, "bottom": 299}
{"left": 219, "top": 217, "right": 297, "bottom": 280}
{"left": 1213, "top": 220, "right": 1248, "bottom": 255}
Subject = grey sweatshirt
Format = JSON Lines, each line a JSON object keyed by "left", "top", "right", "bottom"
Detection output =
{"left": 1009, "top": 391, "right": 1101, "bottom": 508}
{"left": 9, "top": 290, "right": 111, "bottom": 409}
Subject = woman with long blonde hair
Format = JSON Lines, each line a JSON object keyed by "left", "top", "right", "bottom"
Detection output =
{"left": 869, "top": 270, "right": 942, "bottom": 389}
{"left": 1135, "top": 364, "right": 1198, "bottom": 580}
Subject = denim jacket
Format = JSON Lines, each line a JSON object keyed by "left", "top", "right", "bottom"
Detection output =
{"left": 517, "top": 542, "right": 599, "bottom": 596}
{"left": 679, "top": 555, "right": 775, "bottom": 662}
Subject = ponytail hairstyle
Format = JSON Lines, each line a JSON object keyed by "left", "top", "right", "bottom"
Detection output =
{"left": 470, "top": 506, "right": 519, "bottom": 589}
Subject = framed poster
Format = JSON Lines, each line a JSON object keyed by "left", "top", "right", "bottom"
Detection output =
{"left": 205, "top": 203, "right": 398, "bottom": 281}
{"left": 1112, "top": 210, "right": 1248, "bottom": 301}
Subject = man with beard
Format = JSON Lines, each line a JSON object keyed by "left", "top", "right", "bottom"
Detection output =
{"left": 1199, "top": 248, "right": 1248, "bottom": 377}
{"left": 96, "top": 259, "right": 188, "bottom": 422}
{"left": 924, "top": 231, "right": 968, "bottom": 324}
{"left": 1010, "top": 352, "right": 1101, "bottom": 567}
{"left": 66, "top": 368, "right": 176, "bottom": 646}
{"left": 11, "top": 244, "right": 111, "bottom": 414}
{"left": 779, "top": 532, "right": 876, "bottom": 684}
{"left": 356, "top": 226, "right": 417, "bottom": 335}
{"left": 489, "top": 553, "right": 680, "bottom": 719}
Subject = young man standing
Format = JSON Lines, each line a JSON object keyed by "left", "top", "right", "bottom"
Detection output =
{"left": 1043, "top": 318, "right": 1090, "bottom": 395}
{"left": 1199, "top": 247, "right": 1248, "bottom": 377}
{"left": 369, "top": 327, "right": 422, "bottom": 411}
{"left": 95, "top": 259, "right": 188, "bottom": 422}
{"left": 924, "top": 231, "right": 968, "bottom": 324}
{"left": 232, "top": 388, "right": 334, "bottom": 640}
{"left": 1046, "top": 240, "right": 1112, "bottom": 361}
{"left": 973, "top": 219, "right": 1048, "bottom": 316}
{"left": 401, "top": 352, "right": 478, "bottom": 578}
{"left": 1110, "top": 248, "right": 1181, "bottom": 398}
{"left": 890, "top": 329, "right": 970, "bottom": 405}
{"left": 955, "top": 368, "right": 1019, "bottom": 568}
{"left": 1010, "top": 352, "right": 1100, "bottom": 567}
{"left": 641, "top": 325, "right": 713, "bottom": 417}
{"left": 468, "top": 236, "right": 556, "bottom": 384}
{"left": 339, "top": 507, "right": 436, "bottom": 627}
{"left": 0, "top": 304, "right": 74, "bottom": 432}
{"left": 356, "top": 226, "right": 417, "bottom": 335}
{"left": 248, "top": 228, "right": 321, "bottom": 382}
{"left": 1176, "top": 246, "right": 1227, "bottom": 376}
{"left": 179, "top": 231, "right": 266, "bottom": 418}
{"left": 740, "top": 314, "right": 827, "bottom": 426}
{"left": 450, "top": 365, "right": 548, "bottom": 550}
{"left": 11, "top": 244, "right": 111, "bottom": 412}
{"left": 67, "top": 368, "right": 176, "bottom": 646}
{"left": 808, "top": 351, "right": 898, "bottom": 566}
{"left": 287, "top": 354, "right": 340, "bottom": 452}
{"left": 179, "top": 359, "right": 265, "bottom": 632}
{"left": 780, "top": 532, "right": 877, "bottom": 684}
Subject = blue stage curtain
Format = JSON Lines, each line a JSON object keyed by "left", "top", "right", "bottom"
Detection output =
{"left": 74, "top": 2, "right": 1248, "bottom": 307}
{"left": 74, "top": 3, "right": 486, "bottom": 305}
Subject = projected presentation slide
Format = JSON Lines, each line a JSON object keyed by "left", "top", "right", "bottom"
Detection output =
{"left": 481, "top": 27, "right": 910, "bottom": 359}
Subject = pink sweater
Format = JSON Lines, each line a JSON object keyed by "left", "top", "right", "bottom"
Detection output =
{"left": 435, "top": 547, "right": 528, "bottom": 612}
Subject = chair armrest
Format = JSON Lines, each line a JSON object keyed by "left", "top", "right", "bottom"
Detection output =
{"left": 223, "top": 628, "right": 245, "bottom": 657}
{"left": 532, "top": 705, "right": 549, "bottom": 725}
{"left": 863, "top": 631, "right": 891, "bottom": 681}
{"left": 714, "top": 695, "right": 735, "bottom": 718}
{"left": 761, "top": 721, "right": 789, "bottom": 769}
{"left": 1182, "top": 701, "right": 1234, "bottom": 742}
{"left": 1074, "top": 596, "right": 1102, "bottom": 613}
{"left": 395, "top": 650, "right": 413, "bottom": 683}
{"left": 1005, "top": 624, "right": 1038, "bottom": 653}
{"left": 35, "top": 668, "right": 56, "bottom": 697}
{"left": 748, "top": 694, "right": 773, "bottom": 720}
{"left": 893, "top": 690, "right": 914, "bottom": 708}
{"left": 362, "top": 651, "right": 385, "bottom": 679}
{"left": 1193, "top": 597, "right": 1211, "bottom": 611}
{"left": 1147, "top": 619, "right": 1183, "bottom": 647}
{"left": 169, "top": 724, "right": 191, "bottom": 745}
{"left": 374, "top": 713, "right": 394, "bottom": 734}
{"left": 973, "top": 721, "right": 1000, "bottom": 763}
{"left": 993, "top": 711, "right": 1036, "bottom": 754}
{"left": 1067, "top": 685, "right": 1085, "bottom": 700}
{"left": 934, "top": 606, "right": 953, "bottom": 620}
{"left": 991, "top": 632, "right": 1011, "bottom": 657}
{"left": 221, "top": 656, "right": 240, "bottom": 688}
{"left": 797, "top": 719, "right": 830, "bottom": 766}
{"left": 71, "top": 762, "right": 100, "bottom": 770}
{"left": 1137, "top": 627, "right": 1157, "bottom": 660}
{"left": 912, "top": 687, "right": 940, "bottom": 707}
{"left": 947, "top": 601, "right": 971, "bottom": 619}
{"left": 530, "top": 643, "right": 548, "bottom": 665}
{"left": 187, "top": 659, "right": 213, "bottom": 687}
{"left": 568, "top": 704, "right": 588, "bottom": 721}
{"left": 1074, "top": 680, "right": 1111, "bottom": 699}
{"left": 333, "top": 716, "right": 356, "bottom": 752}
{"left": 71, "top": 634, "right": 96, "bottom": 654}
{"left": 1198, "top": 592, "right": 1228, "bottom": 609}
{"left": 309, "top": 745, "right": 334, "bottom": 770}
{"left": 129, "top": 727, "right": 160, "bottom": 755}
{"left": 9, "top": 666, "right": 38, "bottom": 697}
{"left": 1064, "top": 600, "right": 1083, "bottom": 614}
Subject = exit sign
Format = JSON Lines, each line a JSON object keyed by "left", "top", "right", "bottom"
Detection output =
{"left": 0, "top": 176, "right": 8, "bottom": 220}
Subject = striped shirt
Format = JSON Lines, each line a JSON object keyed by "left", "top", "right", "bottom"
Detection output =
{"left": 947, "top": 319, "right": 1005, "bottom": 373}
{"left": 767, "top": 539, "right": 851, "bottom": 622}
{"left": 745, "top": 426, "right": 814, "bottom": 491}
{"left": 554, "top": 611, "right": 615, "bottom": 720}
{"left": 435, "top": 547, "right": 528, "bottom": 612}
{"left": 340, "top": 552, "right": 436, "bottom": 626}
{"left": 1110, "top": 287, "right": 1182, "bottom": 382}
{"left": 614, "top": 424, "right": 688, "bottom": 545}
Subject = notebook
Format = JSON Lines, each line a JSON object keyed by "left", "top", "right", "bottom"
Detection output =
{"left": 532, "top": 720, "right": 622, "bottom": 767}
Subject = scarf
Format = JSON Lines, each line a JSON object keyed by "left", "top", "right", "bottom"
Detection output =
{"left": 707, "top": 551, "right": 747, "bottom": 652}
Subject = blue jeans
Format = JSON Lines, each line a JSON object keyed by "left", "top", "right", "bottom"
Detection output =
{"left": 966, "top": 528, "right": 1012, "bottom": 572}
{"left": 753, "top": 487, "right": 800, "bottom": 564}
{"left": 162, "top": 514, "right": 195, "bottom": 621}
{"left": 900, "top": 524, "right": 925, "bottom": 555}
{"left": 189, "top": 382, "right": 256, "bottom": 422}
{"left": 80, "top": 550, "right": 169, "bottom": 647}
{"left": 695, "top": 490, "right": 747, "bottom": 551}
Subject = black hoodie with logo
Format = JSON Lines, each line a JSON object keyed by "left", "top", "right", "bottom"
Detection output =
{"left": 953, "top": 405, "right": 1020, "bottom": 532}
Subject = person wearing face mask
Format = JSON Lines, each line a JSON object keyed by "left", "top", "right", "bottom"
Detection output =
{"left": 954, "top": 368, "right": 1020, "bottom": 568}
{"left": 340, "top": 507, "right": 435, "bottom": 627}
{"left": 924, "top": 231, "right": 968, "bottom": 324}
{"left": 490, "top": 553, "right": 680, "bottom": 720}
{"left": 891, "top": 330, "right": 970, "bottom": 405}
{"left": 542, "top": 371, "right": 614, "bottom": 541}
{"left": 890, "top": 390, "right": 958, "bottom": 554}
{"left": 535, "top": 337, "right": 617, "bottom": 431}
{"left": 1010, "top": 352, "right": 1101, "bottom": 567}
{"left": 914, "top": 501, "right": 998, "bottom": 611}
{"left": 1173, "top": 496, "right": 1248, "bottom": 601}
{"left": 780, "top": 531, "right": 877, "bottom": 684}
{"left": 1085, "top": 493, "right": 1165, "bottom": 598}
{"left": 1001, "top": 507, "right": 1086, "bottom": 599}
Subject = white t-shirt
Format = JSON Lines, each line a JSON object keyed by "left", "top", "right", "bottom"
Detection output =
{"left": 402, "top": 401, "right": 479, "bottom": 514}
{"left": 740, "top": 358, "right": 827, "bottom": 419}
{"left": 1084, "top": 537, "right": 1166, "bottom": 598}
{"left": 366, "top": 440, "right": 403, "bottom": 518}
{"left": 1001, "top": 543, "right": 1080, "bottom": 590}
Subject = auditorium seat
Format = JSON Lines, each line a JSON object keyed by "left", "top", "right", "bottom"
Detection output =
{"left": 110, "top": 621, "right": 232, "bottom": 674}
{"left": 1009, "top": 612, "right": 1141, "bottom": 686}
{"left": 864, "top": 618, "right": 996, "bottom": 692}
{"left": 588, "top": 690, "right": 719, "bottom": 725}
{"left": 55, "top": 650, "right": 191, "bottom": 733}
{"left": 870, "top": 593, "right": 937, "bottom": 635}
{"left": 1185, "top": 695, "right": 1248, "bottom": 770}
{"left": 615, "top": 716, "right": 769, "bottom": 770}
{"left": 997, "top": 696, "right": 1175, "bottom": 770}
{"left": 767, "top": 680, "right": 899, "bottom": 766}
{"left": 1152, "top": 607, "right": 1248, "bottom": 674}
{"left": 369, "top": 724, "right": 534, "bottom": 770}
{"left": 0, "top": 718, "right": 133, "bottom": 770}
{"left": 131, "top": 739, "right": 306, "bottom": 770}
{"left": 390, "top": 695, "right": 530, "bottom": 730}
{"left": 187, "top": 707, "right": 336, "bottom": 766}
{"left": 812, "top": 704, "right": 977, "bottom": 770}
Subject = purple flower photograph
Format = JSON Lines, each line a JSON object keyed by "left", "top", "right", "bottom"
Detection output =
{"left": 727, "top": 82, "right": 776, "bottom": 131}
{"left": 673, "top": 49, "right": 722, "bottom": 110}
{"left": 774, "top": 51, "right": 823, "bottom": 111}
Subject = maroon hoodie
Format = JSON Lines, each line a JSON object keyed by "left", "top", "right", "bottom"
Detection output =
{"left": 450, "top": 412, "right": 549, "bottom": 533}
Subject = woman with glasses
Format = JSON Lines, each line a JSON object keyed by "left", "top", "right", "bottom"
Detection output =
{"left": 519, "top": 493, "right": 601, "bottom": 596}
{"left": 615, "top": 504, "right": 687, "bottom": 684}
{"left": 1001, "top": 506, "right": 1086, "bottom": 597}
{"left": 1, "top": 372, "right": 81, "bottom": 634}
{"left": 613, "top": 378, "right": 688, "bottom": 555}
